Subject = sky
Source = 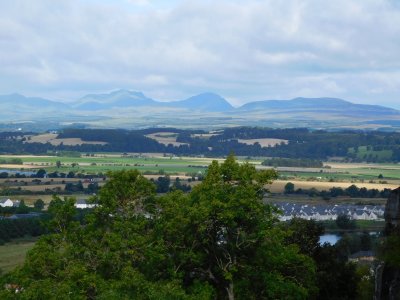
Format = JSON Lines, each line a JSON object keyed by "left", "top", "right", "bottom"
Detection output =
{"left": 0, "top": 0, "right": 399, "bottom": 108}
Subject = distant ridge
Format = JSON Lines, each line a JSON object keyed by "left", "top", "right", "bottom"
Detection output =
{"left": 167, "top": 92, "right": 234, "bottom": 112}
{"left": 73, "top": 90, "right": 234, "bottom": 112}
{"left": 0, "top": 93, "right": 69, "bottom": 110}
{"left": 238, "top": 97, "right": 399, "bottom": 115}
{"left": 0, "top": 90, "right": 399, "bottom": 130}
{"left": 74, "top": 89, "right": 157, "bottom": 110}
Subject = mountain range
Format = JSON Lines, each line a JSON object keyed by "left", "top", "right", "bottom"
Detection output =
{"left": 0, "top": 89, "right": 399, "bottom": 130}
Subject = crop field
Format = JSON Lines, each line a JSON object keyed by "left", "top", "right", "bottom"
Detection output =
{"left": 348, "top": 146, "right": 393, "bottom": 161}
{"left": 145, "top": 132, "right": 188, "bottom": 146}
{"left": 267, "top": 180, "right": 399, "bottom": 193}
{"left": 0, "top": 154, "right": 222, "bottom": 175}
{"left": 237, "top": 138, "right": 288, "bottom": 147}
{"left": 0, "top": 155, "right": 398, "bottom": 201}
{"left": 24, "top": 133, "right": 107, "bottom": 146}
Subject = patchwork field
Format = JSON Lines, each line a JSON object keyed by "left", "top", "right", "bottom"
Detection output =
{"left": 0, "top": 154, "right": 398, "bottom": 203}
{"left": 145, "top": 132, "right": 188, "bottom": 146}
{"left": 24, "top": 133, "right": 107, "bottom": 146}
{"left": 237, "top": 138, "right": 288, "bottom": 147}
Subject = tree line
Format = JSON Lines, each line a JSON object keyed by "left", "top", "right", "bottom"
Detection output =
{"left": 284, "top": 182, "right": 392, "bottom": 199}
{"left": 1, "top": 127, "right": 400, "bottom": 162}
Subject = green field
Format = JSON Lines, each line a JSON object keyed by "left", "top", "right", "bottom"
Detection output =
{"left": 1, "top": 154, "right": 399, "bottom": 186}
{"left": 348, "top": 146, "right": 393, "bottom": 162}
{"left": 0, "top": 154, "right": 215, "bottom": 175}
{"left": 0, "top": 237, "right": 37, "bottom": 273}
{"left": 321, "top": 220, "right": 385, "bottom": 232}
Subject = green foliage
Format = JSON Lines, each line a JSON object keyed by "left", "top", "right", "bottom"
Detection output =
{"left": 336, "top": 215, "right": 357, "bottom": 230}
{"left": 355, "top": 265, "right": 375, "bottom": 300}
{"left": 0, "top": 157, "right": 320, "bottom": 299}
{"left": 0, "top": 158, "right": 23, "bottom": 165}
{"left": 33, "top": 199, "right": 45, "bottom": 211}
{"left": 284, "top": 182, "right": 295, "bottom": 194}
{"left": 0, "top": 218, "right": 45, "bottom": 242}
{"left": 314, "top": 246, "right": 359, "bottom": 300}
{"left": 379, "top": 234, "right": 400, "bottom": 268}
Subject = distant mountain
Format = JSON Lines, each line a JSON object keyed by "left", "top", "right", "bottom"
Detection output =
{"left": 74, "top": 90, "right": 234, "bottom": 112}
{"left": 1, "top": 91, "right": 399, "bottom": 130}
{"left": 74, "top": 89, "right": 158, "bottom": 110}
{"left": 0, "top": 93, "right": 69, "bottom": 110}
{"left": 168, "top": 92, "right": 234, "bottom": 112}
{"left": 238, "top": 97, "right": 400, "bottom": 116}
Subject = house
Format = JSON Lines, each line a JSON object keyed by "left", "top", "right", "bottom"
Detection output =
{"left": 348, "top": 251, "right": 375, "bottom": 263}
{"left": 0, "top": 198, "right": 14, "bottom": 207}
{"left": 74, "top": 199, "right": 97, "bottom": 209}
{"left": 13, "top": 200, "right": 21, "bottom": 208}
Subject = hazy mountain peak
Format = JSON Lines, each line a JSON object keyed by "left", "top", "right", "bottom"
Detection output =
{"left": 172, "top": 92, "right": 234, "bottom": 111}
{"left": 0, "top": 91, "right": 399, "bottom": 129}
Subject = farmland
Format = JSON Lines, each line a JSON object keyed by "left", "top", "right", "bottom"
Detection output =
{"left": 0, "top": 153, "right": 398, "bottom": 275}
{"left": 145, "top": 132, "right": 189, "bottom": 146}
{"left": 0, "top": 153, "right": 398, "bottom": 201}
{"left": 24, "top": 133, "right": 108, "bottom": 146}
{"left": 237, "top": 138, "right": 288, "bottom": 147}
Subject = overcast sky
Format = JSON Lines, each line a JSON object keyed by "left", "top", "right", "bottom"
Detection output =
{"left": 0, "top": 0, "right": 399, "bottom": 108}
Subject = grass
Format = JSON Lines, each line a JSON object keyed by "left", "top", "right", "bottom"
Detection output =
{"left": 348, "top": 146, "right": 393, "bottom": 162}
{"left": 0, "top": 155, "right": 215, "bottom": 175}
{"left": 0, "top": 237, "right": 37, "bottom": 273}
{"left": 320, "top": 220, "right": 385, "bottom": 233}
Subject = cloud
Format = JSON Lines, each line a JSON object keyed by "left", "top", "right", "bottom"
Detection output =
{"left": 0, "top": 0, "right": 399, "bottom": 107}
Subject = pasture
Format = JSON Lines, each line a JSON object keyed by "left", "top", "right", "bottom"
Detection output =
{"left": 0, "top": 237, "right": 37, "bottom": 273}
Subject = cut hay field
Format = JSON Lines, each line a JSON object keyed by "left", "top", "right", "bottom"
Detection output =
{"left": 237, "top": 138, "right": 288, "bottom": 147}
{"left": 145, "top": 132, "right": 188, "bottom": 146}
{"left": 24, "top": 133, "right": 107, "bottom": 146}
{"left": 267, "top": 180, "right": 399, "bottom": 193}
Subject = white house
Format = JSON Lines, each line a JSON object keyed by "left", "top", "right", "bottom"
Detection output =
{"left": 74, "top": 199, "right": 97, "bottom": 209}
{"left": 0, "top": 198, "right": 14, "bottom": 207}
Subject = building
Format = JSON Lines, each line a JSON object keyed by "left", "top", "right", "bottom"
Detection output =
{"left": 0, "top": 198, "right": 14, "bottom": 207}
{"left": 74, "top": 199, "right": 97, "bottom": 209}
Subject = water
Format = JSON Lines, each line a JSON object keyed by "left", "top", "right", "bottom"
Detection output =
{"left": 319, "top": 234, "right": 341, "bottom": 245}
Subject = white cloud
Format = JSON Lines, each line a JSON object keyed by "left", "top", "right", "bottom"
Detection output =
{"left": 0, "top": 0, "right": 399, "bottom": 107}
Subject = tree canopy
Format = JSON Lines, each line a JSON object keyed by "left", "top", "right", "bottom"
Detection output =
{"left": 0, "top": 155, "right": 319, "bottom": 299}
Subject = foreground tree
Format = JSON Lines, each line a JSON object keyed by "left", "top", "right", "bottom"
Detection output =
{"left": 0, "top": 156, "right": 317, "bottom": 299}
{"left": 154, "top": 155, "right": 317, "bottom": 299}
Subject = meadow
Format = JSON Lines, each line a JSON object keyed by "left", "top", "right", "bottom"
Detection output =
{"left": 0, "top": 237, "right": 37, "bottom": 273}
